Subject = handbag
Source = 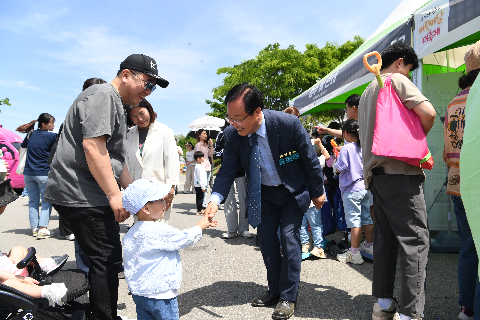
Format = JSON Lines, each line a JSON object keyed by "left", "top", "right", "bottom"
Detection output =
{"left": 371, "top": 75, "right": 434, "bottom": 170}
{"left": 16, "top": 131, "right": 32, "bottom": 175}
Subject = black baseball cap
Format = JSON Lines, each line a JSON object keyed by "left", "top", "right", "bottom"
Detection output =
{"left": 120, "top": 54, "right": 169, "bottom": 88}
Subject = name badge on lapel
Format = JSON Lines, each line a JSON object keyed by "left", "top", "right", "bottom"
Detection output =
{"left": 279, "top": 150, "right": 299, "bottom": 166}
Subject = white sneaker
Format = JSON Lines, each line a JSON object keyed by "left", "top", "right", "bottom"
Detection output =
{"left": 372, "top": 301, "right": 396, "bottom": 320}
{"left": 392, "top": 313, "right": 422, "bottom": 320}
{"left": 302, "top": 243, "right": 312, "bottom": 253}
{"left": 32, "top": 227, "right": 39, "bottom": 237}
{"left": 337, "top": 249, "right": 364, "bottom": 264}
{"left": 37, "top": 228, "right": 52, "bottom": 239}
{"left": 41, "top": 283, "right": 68, "bottom": 306}
{"left": 360, "top": 241, "right": 374, "bottom": 255}
{"left": 241, "top": 231, "right": 253, "bottom": 238}
{"left": 66, "top": 234, "right": 75, "bottom": 241}
{"left": 222, "top": 232, "right": 238, "bottom": 239}
{"left": 459, "top": 308, "right": 474, "bottom": 320}
{"left": 310, "top": 246, "right": 327, "bottom": 258}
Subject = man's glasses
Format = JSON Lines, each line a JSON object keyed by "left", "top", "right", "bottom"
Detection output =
{"left": 225, "top": 111, "right": 254, "bottom": 125}
{"left": 130, "top": 70, "right": 156, "bottom": 92}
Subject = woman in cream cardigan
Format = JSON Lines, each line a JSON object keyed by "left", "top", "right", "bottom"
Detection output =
{"left": 125, "top": 99, "right": 179, "bottom": 223}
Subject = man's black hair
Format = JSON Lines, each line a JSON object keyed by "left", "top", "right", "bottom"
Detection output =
{"left": 380, "top": 42, "right": 419, "bottom": 71}
{"left": 194, "top": 151, "right": 204, "bottom": 160}
{"left": 345, "top": 94, "right": 361, "bottom": 108}
{"left": 225, "top": 83, "right": 264, "bottom": 114}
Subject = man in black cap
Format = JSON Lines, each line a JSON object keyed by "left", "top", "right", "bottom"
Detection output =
{"left": 44, "top": 54, "right": 168, "bottom": 320}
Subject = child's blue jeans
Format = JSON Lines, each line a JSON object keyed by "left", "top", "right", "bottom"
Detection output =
{"left": 132, "top": 295, "right": 179, "bottom": 320}
{"left": 300, "top": 207, "right": 324, "bottom": 248}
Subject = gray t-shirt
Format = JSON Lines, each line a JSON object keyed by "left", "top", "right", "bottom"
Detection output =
{"left": 44, "top": 83, "right": 127, "bottom": 207}
{"left": 358, "top": 73, "right": 427, "bottom": 189}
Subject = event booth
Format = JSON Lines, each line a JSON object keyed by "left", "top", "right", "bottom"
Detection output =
{"left": 291, "top": 0, "right": 480, "bottom": 235}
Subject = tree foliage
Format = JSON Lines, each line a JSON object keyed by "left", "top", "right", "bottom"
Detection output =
{"left": 206, "top": 36, "right": 364, "bottom": 123}
{"left": 0, "top": 98, "right": 11, "bottom": 113}
{"left": 175, "top": 134, "right": 197, "bottom": 159}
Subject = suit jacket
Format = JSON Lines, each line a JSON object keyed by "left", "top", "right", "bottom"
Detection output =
{"left": 212, "top": 109, "right": 324, "bottom": 213}
{"left": 125, "top": 120, "right": 179, "bottom": 186}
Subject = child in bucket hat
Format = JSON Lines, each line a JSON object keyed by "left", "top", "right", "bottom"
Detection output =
{"left": 122, "top": 179, "right": 217, "bottom": 320}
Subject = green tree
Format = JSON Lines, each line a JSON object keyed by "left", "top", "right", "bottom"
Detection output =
{"left": 0, "top": 98, "right": 11, "bottom": 113}
{"left": 175, "top": 134, "right": 197, "bottom": 159}
{"left": 207, "top": 36, "right": 364, "bottom": 124}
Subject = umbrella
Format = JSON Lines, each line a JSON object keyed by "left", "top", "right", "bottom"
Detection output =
{"left": 187, "top": 116, "right": 226, "bottom": 139}
{"left": 187, "top": 116, "right": 225, "bottom": 131}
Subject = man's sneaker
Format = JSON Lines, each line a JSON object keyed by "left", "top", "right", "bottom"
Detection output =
{"left": 392, "top": 313, "right": 422, "bottom": 320}
{"left": 310, "top": 246, "right": 327, "bottom": 258}
{"left": 360, "top": 241, "right": 374, "bottom": 255}
{"left": 459, "top": 306, "right": 474, "bottom": 320}
{"left": 222, "top": 232, "right": 238, "bottom": 239}
{"left": 65, "top": 234, "right": 75, "bottom": 241}
{"left": 372, "top": 301, "right": 396, "bottom": 320}
{"left": 37, "top": 228, "right": 52, "bottom": 239}
{"left": 337, "top": 249, "right": 364, "bottom": 264}
{"left": 302, "top": 243, "right": 313, "bottom": 253}
{"left": 241, "top": 231, "right": 254, "bottom": 239}
{"left": 41, "top": 283, "right": 68, "bottom": 306}
{"left": 32, "top": 227, "right": 39, "bottom": 237}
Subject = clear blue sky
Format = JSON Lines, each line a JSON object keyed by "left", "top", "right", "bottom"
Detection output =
{"left": 0, "top": 0, "right": 401, "bottom": 138}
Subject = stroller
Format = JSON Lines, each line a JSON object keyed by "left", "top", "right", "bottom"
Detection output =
{"left": 0, "top": 247, "right": 90, "bottom": 319}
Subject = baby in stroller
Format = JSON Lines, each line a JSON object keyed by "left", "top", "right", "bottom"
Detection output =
{"left": 0, "top": 245, "right": 68, "bottom": 306}
{"left": 0, "top": 179, "right": 89, "bottom": 320}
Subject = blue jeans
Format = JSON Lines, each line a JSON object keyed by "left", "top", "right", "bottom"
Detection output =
{"left": 300, "top": 207, "right": 324, "bottom": 248}
{"left": 451, "top": 195, "right": 480, "bottom": 316}
{"left": 24, "top": 175, "right": 52, "bottom": 228}
{"left": 132, "top": 295, "right": 179, "bottom": 320}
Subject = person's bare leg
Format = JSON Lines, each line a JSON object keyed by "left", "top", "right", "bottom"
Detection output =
{"left": 2, "top": 279, "right": 42, "bottom": 298}
{"left": 363, "top": 223, "right": 374, "bottom": 243}
{"left": 8, "top": 246, "right": 44, "bottom": 266}
{"left": 350, "top": 227, "right": 362, "bottom": 248}
{"left": 7, "top": 246, "right": 28, "bottom": 265}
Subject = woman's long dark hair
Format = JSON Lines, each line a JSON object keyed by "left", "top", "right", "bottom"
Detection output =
{"left": 196, "top": 128, "right": 209, "bottom": 142}
{"left": 342, "top": 119, "right": 360, "bottom": 147}
{"left": 16, "top": 113, "right": 55, "bottom": 133}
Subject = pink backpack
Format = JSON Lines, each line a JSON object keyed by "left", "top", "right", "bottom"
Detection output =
{"left": 372, "top": 75, "right": 434, "bottom": 170}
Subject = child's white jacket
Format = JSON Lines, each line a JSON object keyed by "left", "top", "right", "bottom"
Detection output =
{"left": 123, "top": 221, "right": 202, "bottom": 295}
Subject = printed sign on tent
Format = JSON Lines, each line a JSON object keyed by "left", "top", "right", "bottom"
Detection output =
{"left": 415, "top": 2, "right": 450, "bottom": 57}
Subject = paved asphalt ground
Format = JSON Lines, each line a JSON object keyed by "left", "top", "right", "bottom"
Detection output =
{"left": 0, "top": 174, "right": 462, "bottom": 319}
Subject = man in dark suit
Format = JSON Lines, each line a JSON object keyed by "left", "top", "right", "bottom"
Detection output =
{"left": 205, "top": 83, "right": 325, "bottom": 320}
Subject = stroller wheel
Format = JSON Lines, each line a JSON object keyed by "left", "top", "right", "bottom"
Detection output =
{"left": 337, "top": 242, "right": 346, "bottom": 251}
{"left": 330, "top": 245, "right": 340, "bottom": 257}
{"left": 72, "top": 310, "right": 86, "bottom": 320}
{"left": 326, "top": 240, "right": 336, "bottom": 250}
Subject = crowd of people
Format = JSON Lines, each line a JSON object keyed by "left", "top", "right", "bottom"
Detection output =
{"left": 0, "top": 40, "right": 479, "bottom": 320}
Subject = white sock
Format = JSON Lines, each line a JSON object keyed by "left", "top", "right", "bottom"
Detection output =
{"left": 41, "top": 283, "right": 67, "bottom": 306}
{"left": 399, "top": 314, "right": 412, "bottom": 320}
{"left": 377, "top": 298, "right": 392, "bottom": 309}
{"left": 39, "top": 257, "right": 57, "bottom": 272}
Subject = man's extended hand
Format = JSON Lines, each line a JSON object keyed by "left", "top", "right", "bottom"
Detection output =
{"left": 109, "top": 192, "right": 130, "bottom": 223}
{"left": 203, "top": 201, "right": 218, "bottom": 220}
{"left": 312, "top": 193, "right": 326, "bottom": 209}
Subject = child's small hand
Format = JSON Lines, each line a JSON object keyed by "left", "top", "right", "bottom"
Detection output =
{"left": 197, "top": 217, "right": 213, "bottom": 230}
{"left": 21, "top": 276, "right": 39, "bottom": 285}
